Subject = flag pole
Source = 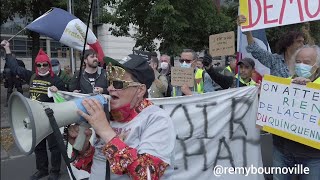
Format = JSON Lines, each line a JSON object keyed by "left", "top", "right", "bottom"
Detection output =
{"left": 7, "top": 8, "right": 53, "bottom": 41}
{"left": 76, "top": 0, "right": 94, "bottom": 90}
{"left": 7, "top": 27, "right": 27, "bottom": 41}
{"left": 236, "top": 8, "right": 242, "bottom": 88}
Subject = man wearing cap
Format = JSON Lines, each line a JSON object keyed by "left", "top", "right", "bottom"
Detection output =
{"left": 204, "top": 53, "right": 256, "bottom": 88}
{"left": 1, "top": 40, "right": 65, "bottom": 180}
{"left": 68, "top": 54, "right": 176, "bottom": 179}
{"left": 69, "top": 49, "right": 108, "bottom": 94}
{"left": 235, "top": 58, "right": 256, "bottom": 86}
{"left": 51, "top": 59, "right": 72, "bottom": 90}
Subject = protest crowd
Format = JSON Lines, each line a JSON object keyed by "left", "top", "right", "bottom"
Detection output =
{"left": 1, "top": 1, "right": 319, "bottom": 180}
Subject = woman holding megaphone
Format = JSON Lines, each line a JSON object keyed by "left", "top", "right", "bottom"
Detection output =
{"left": 68, "top": 54, "right": 176, "bottom": 180}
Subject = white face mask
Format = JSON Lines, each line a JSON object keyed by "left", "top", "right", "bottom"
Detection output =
{"left": 180, "top": 62, "right": 192, "bottom": 68}
{"left": 38, "top": 71, "right": 50, "bottom": 76}
{"left": 160, "top": 62, "right": 169, "bottom": 69}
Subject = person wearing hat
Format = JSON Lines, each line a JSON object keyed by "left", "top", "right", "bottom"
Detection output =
{"left": 1, "top": 40, "right": 65, "bottom": 180}
{"left": 203, "top": 52, "right": 256, "bottom": 88}
{"left": 235, "top": 58, "right": 256, "bottom": 86}
{"left": 69, "top": 49, "right": 108, "bottom": 94}
{"left": 51, "top": 59, "right": 72, "bottom": 90}
{"left": 67, "top": 54, "right": 176, "bottom": 179}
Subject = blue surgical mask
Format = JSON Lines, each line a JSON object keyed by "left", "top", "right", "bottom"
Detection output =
{"left": 180, "top": 62, "right": 192, "bottom": 68}
{"left": 52, "top": 66, "right": 60, "bottom": 75}
{"left": 295, "top": 63, "right": 313, "bottom": 78}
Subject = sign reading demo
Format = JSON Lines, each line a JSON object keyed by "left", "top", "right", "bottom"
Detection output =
{"left": 240, "top": 0, "right": 320, "bottom": 32}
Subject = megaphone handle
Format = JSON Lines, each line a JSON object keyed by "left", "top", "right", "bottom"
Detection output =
{"left": 73, "top": 123, "right": 89, "bottom": 151}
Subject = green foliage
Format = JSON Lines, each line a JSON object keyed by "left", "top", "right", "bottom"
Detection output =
{"left": 1, "top": 0, "right": 90, "bottom": 71}
{"left": 100, "top": 0, "right": 234, "bottom": 56}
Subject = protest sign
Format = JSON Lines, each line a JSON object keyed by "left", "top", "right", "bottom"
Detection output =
{"left": 209, "top": 31, "right": 235, "bottom": 57}
{"left": 171, "top": 67, "right": 194, "bottom": 87}
{"left": 240, "top": 0, "right": 320, "bottom": 32}
{"left": 257, "top": 75, "right": 320, "bottom": 150}
{"left": 57, "top": 86, "right": 263, "bottom": 179}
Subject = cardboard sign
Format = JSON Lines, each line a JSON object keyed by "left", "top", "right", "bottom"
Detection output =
{"left": 171, "top": 67, "right": 194, "bottom": 87}
{"left": 209, "top": 31, "right": 235, "bottom": 57}
{"left": 257, "top": 75, "right": 320, "bottom": 150}
{"left": 240, "top": 0, "right": 320, "bottom": 32}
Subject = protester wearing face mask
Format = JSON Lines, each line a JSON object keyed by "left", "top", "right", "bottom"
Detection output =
{"left": 1, "top": 40, "right": 66, "bottom": 180}
{"left": 67, "top": 54, "right": 176, "bottom": 179}
{"left": 292, "top": 45, "right": 320, "bottom": 85}
{"left": 269, "top": 45, "right": 320, "bottom": 180}
{"left": 148, "top": 57, "right": 168, "bottom": 98}
{"left": 51, "top": 59, "right": 72, "bottom": 90}
{"left": 159, "top": 54, "right": 172, "bottom": 97}
{"left": 172, "top": 49, "right": 215, "bottom": 97}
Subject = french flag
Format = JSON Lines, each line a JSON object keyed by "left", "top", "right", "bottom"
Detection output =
{"left": 237, "top": 28, "right": 271, "bottom": 83}
{"left": 26, "top": 8, "right": 105, "bottom": 63}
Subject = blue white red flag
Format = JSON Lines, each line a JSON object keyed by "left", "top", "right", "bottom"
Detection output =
{"left": 237, "top": 28, "right": 271, "bottom": 83}
{"left": 26, "top": 8, "right": 105, "bottom": 63}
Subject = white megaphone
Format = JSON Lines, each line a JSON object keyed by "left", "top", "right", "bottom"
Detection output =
{"left": 8, "top": 92, "right": 110, "bottom": 155}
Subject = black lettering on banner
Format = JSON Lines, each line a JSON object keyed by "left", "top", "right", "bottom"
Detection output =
{"left": 196, "top": 102, "right": 217, "bottom": 138}
{"left": 170, "top": 104, "right": 194, "bottom": 140}
{"left": 213, "top": 136, "right": 235, "bottom": 168}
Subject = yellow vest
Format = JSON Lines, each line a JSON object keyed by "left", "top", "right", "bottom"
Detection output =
{"left": 195, "top": 69, "right": 204, "bottom": 94}
{"left": 235, "top": 74, "right": 256, "bottom": 86}
{"left": 225, "top": 66, "right": 232, "bottom": 72}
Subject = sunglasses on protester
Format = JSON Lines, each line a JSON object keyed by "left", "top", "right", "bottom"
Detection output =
{"left": 36, "top": 63, "right": 49, "bottom": 68}
{"left": 179, "top": 59, "right": 193, "bottom": 64}
{"left": 109, "top": 80, "right": 141, "bottom": 90}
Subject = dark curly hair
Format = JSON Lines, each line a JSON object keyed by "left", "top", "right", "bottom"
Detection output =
{"left": 275, "top": 31, "right": 304, "bottom": 54}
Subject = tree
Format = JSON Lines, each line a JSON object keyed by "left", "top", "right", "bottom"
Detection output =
{"left": 1, "top": 0, "right": 90, "bottom": 71}
{"left": 100, "top": 0, "right": 234, "bottom": 56}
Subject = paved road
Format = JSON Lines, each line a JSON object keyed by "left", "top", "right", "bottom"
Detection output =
{"left": 0, "top": 84, "right": 71, "bottom": 180}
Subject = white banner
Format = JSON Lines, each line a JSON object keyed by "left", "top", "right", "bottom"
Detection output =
{"left": 60, "top": 86, "right": 263, "bottom": 179}
{"left": 240, "top": 0, "right": 320, "bottom": 32}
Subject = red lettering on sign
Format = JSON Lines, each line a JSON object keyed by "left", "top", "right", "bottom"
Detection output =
{"left": 263, "top": 0, "right": 278, "bottom": 24}
{"left": 305, "top": 0, "right": 320, "bottom": 18}
{"left": 243, "top": 0, "right": 262, "bottom": 29}
{"left": 279, "top": 0, "right": 304, "bottom": 24}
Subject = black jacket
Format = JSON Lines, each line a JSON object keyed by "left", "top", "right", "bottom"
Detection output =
{"left": 69, "top": 67, "right": 108, "bottom": 94}
{"left": 5, "top": 54, "right": 66, "bottom": 102}
{"left": 205, "top": 66, "right": 247, "bottom": 89}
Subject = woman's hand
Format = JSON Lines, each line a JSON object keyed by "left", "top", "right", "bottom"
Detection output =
{"left": 77, "top": 98, "right": 116, "bottom": 144}
{"left": 49, "top": 86, "right": 58, "bottom": 93}
{"left": 68, "top": 124, "right": 92, "bottom": 152}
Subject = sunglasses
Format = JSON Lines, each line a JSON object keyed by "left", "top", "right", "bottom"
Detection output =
{"left": 109, "top": 80, "right": 141, "bottom": 90}
{"left": 179, "top": 59, "right": 193, "bottom": 64}
{"left": 36, "top": 63, "right": 49, "bottom": 68}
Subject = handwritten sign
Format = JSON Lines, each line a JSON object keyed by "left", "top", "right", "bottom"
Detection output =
{"left": 209, "top": 31, "right": 235, "bottom": 57}
{"left": 240, "top": 0, "right": 320, "bottom": 32}
{"left": 257, "top": 75, "right": 320, "bottom": 150}
{"left": 171, "top": 67, "right": 194, "bottom": 87}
